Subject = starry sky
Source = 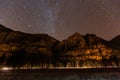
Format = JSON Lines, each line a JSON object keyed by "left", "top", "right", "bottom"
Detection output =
{"left": 0, "top": 0, "right": 120, "bottom": 40}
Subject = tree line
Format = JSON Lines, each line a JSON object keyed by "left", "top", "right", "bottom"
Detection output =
{"left": 0, "top": 49, "right": 119, "bottom": 69}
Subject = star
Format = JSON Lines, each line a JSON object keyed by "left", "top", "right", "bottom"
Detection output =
{"left": 28, "top": 24, "right": 32, "bottom": 28}
{"left": 0, "top": 0, "right": 120, "bottom": 40}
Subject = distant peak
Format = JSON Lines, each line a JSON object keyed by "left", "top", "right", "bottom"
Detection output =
{"left": 114, "top": 35, "right": 120, "bottom": 38}
{"left": 67, "top": 32, "right": 83, "bottom": 39}
{"left": 85, "top": 33, "right": 97, "bottom": 37}
{"left": 0, "top": 24, "right": 13, "bottom": 32}
{"left": 110, "top": 34, "right": 120, "bottom": 42}
{"left": 74, "top": 32, "right": 80, "bottom": 34}
{"left": 71, "top": 32, "right": 82, "bottom": 37}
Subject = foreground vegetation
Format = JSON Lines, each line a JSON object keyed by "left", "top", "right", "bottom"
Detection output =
{"left": 0, "top": 48, "right": 119, "bottom": 69}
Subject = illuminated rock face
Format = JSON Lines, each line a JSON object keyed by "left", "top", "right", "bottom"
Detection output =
{"left": 0, "top": 24, "right": 120, "bottom": 68}
{"left": 54, "top": 33, "right": 118, "bottom": 67}
{"left": 57, "top": 46, "right": 112, "bottom": 67}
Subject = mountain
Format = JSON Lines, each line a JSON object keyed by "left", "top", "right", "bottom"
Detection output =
{"left": 55, "top": 32, "right": 109, "bottom": 52}
{"left": 0, "top": 24, "right": 59, "bottom": 57}
{"left": 0, "top": 24, "right": 120, "bottom": 68}
{"left": 54, "top": 33, "right": 118, "bottom": 67}
{"left": 0, "top": 24, "right": 13, "bottom": 32}
{"left": 109, "top": 35, "right": 120, "bottom": 50}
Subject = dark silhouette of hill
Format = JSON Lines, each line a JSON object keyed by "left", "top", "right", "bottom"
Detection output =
{"left": 109, "top": 35, "right": 120, "bottom": 50}
{"left": 0, "top": 24, "right": 59, "bottom": 57}
{"left": 0, "top": 24, "right": 13, "bottom": 32}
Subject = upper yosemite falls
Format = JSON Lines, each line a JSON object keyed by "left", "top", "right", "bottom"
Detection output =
{"left": 0, "top": 24, "right": 120, "bottom": 68}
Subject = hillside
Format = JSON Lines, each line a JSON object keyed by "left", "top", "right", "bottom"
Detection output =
{"left": 54, "top": 32, "right": 113, "bottom": 67}
{"left": 0, "top": 24, "right": 120, "bottom": 68}
{"left": 109, "top": 35, "right": 120, "bottom": 50}
{"left": 0, "top": 25, "right": 58, "bottom": 54}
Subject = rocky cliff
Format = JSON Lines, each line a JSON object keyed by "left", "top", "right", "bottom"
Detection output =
{"left": 54, "top": 33, "right": 114, "bottom": 67}
{"left": 0, "top": 24, "right": 120, "bottom": 68}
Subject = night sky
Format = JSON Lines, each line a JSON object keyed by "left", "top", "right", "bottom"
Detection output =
{"left": 0, "top": 0, "right": 120, "bottom": 40}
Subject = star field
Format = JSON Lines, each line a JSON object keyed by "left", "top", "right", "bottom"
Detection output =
{"left": 0, "top": 0, "right": 120, "bottom": 40}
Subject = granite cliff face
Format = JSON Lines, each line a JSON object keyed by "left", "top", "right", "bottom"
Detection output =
{"left": 54, "top": 33, "right": 113, "bottom": 67}
{"left": 0, "top": 24, "right": 120, "bottom": 68}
